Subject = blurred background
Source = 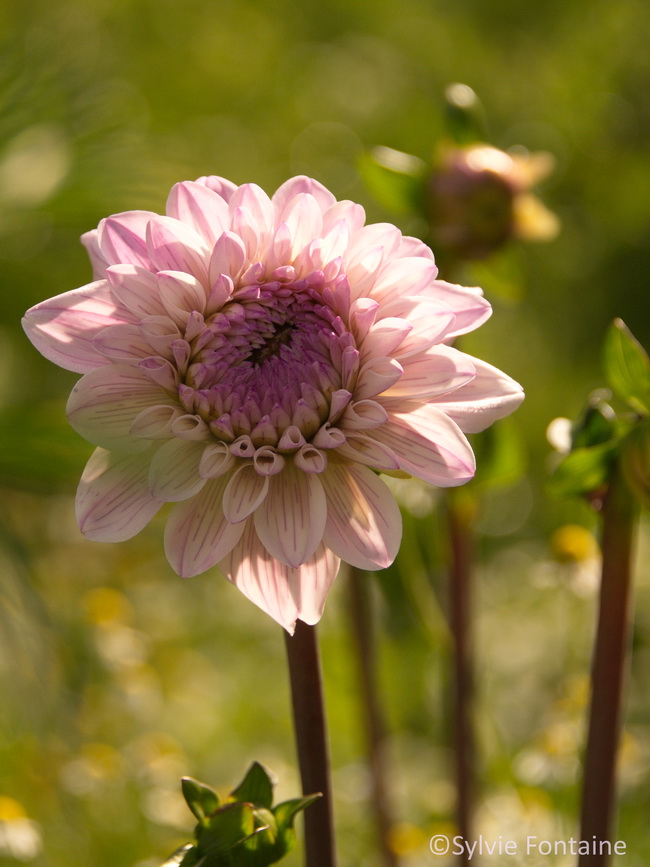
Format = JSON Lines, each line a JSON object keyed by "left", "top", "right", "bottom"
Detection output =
{"left": 1, "top": 0, "right": 650, "bottom": 864}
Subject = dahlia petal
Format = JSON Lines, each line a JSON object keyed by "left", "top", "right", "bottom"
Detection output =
{"left": 93, "top": 324, "right": 156, "bottom": 362}
{"left": 341, "top": 399, "right": 388, "bottom": 430}
{"left": 382, "top": 345, "right": 476, "bottom": 400}
{"left": 371, "top": 257, "right": 438, "bottom": 306}
{"left": 292, "top": 543, "right": 341, "bottom": 626}
{"left": 130, "top": 404, "right": 182, "bottom": 438}
{"left": 157, "top": 271, "right": 207, "bottom": 324}
{"left": 209, "top": 231, "right": 247, "bottom": 283}
{"left": 281, "top": 194, "right": 324, "bottom": 259}
{"left": 272, "top": 176, "right": 337, "bottom": 216}
{"left": 222, "top": 464, "right": 269, "bottom": 523}
{"left": 254, "top": 464, "right": 327, "bottom": 568}
{"left": 371, "top": 404, "right": 476, "bottom": 486}
{"left": 228, "top": 184, "right": 275, "bottom": 242}
{"left": 146, "top": 216, "right": 210, "bottom": 281}
{"left": 194, "top": 175, "right": 238, "bottom": 202}
{"left": 335, "top": 433, "right": 400, "bottom": 471}
{"left": 434, "top": 356, "right": 525, "bottom": 433}
{"left": 345, "top": 223, "right": 402, "bottom": 263}
{"left": 164, "top": 473, "right": 245, "bottom": 577}
{"left": 76, "top": 447, "right": 163, "bottom": 542}
{"left": 199, "top": 442, "right": 236, "bottom": 478}
{"left": 396, "top": 235, "right": 436, "bottom": 261}
{"left": 67, "top": 364, "right": 176, "bottom": 451}
{"left": 321, "top": 462, "right": 402, "bottom": 570}
{"left": 219, "top": 520, "right": 301, "bottom": 632}
{"left": 106, "top": 265, "right": 168, "bottom": 318}
{"left": 22, "top": 281, "right": 134, "bottom": 373}
{"left": 387, "top": 300, "right": 457, "bottom": 356}
{"left": 98, "top": 210, "right": 157, "bottom": 268}
{"left": 345, "top": 245, "right": 385, "bottom": 299}
{"left": 322, "top": 200, "right": 366, "bottom": 234}
{"left": 230, "top": 206, "right": 261, "bottom": 260}
{"left": 420, "top": 281, "right": 492, "bottom": 338}
{"left": 166, "top": 181, "right": 230, "bottom": 246}
{"left": 148, "top": 439, "right": 207, "bottom": 501}
{"left": 81, "top": 230, "right": 111, "bottom": 279}
{"left": 361, "top": 317, "right": 412, "bottom": 360}
{"left": 320, "top": 219, "right": 351, "bottom": 263}
{"left": 355, "top": 357, "right": 404, "bottom": 400}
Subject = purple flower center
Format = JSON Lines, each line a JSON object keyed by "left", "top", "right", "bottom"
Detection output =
{"left": 179, "top": 279, "right": 358, "bottom": 446}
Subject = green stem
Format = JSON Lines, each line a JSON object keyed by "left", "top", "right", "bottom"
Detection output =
{"left": 348, "top": 567, "right": 399, "bottom": 867}
{"left": 578, "top": 466, "right": 638, "bottom": 867}
{"left": 284, "top": 621, "right": 338, "bottom": 867}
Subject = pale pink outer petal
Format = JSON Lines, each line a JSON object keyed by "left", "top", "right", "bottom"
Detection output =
{"left": 228, "top": 183, "right": 276, "bottom": 242}
{"left": 220, "top": 519, "right": 301, "bottom": 631}
{"left": 76, "top": 447, "right": 163, "bottom": 542}
{"left": 381, "top": 344, "right": 476, "bottom": 400}
{"left": 292, "top": 544, "right": 341, "bottom": 626}
{"left": 195, "top": 175, "right": 239, "bottom": 202}
{"left": 146, "top": 216, "right": 210, "bottom": 280}
{"left": 67, "top": 364, "right": 177, "bottom": 451}
{"left": 222, "top": 464, "right": 270, "bottom": 523}
{"left": 419, "top": 281, "right": 492, "bottom": 338}
{"left": 272, "top": 176, "right": 337, "bottom": 216}
{"left": 22, "top": 282, "right": 136, "bottom": 373}
{"left": 320, "top": 462, "right": 402, "bottom": 570}
{"left": 279, "top": 194, "right": 324, "bottom": 259}
{"left": 81, "top": 230, "right": 111, "bottom": 279}
{"left": 166, "top": 181, "right": 231, "bottom": 246}
{"left": 164, "top": 473, "right": 245, "bottom": 577}
{"left": 106, "top": 265, "right": 168, "bottom": 318}
{"left": 433, "top": 356, "right": 525, "bottom": 433}
{"left": 370, "top": 257, "right": 438, "bottom": 306}
{"left": 148, "top": 438, "right": 207, "bottom": 501}
{"left": 98, "top": 211, "right": 157, "bottom": 268}
{"left": 371, "top": 404, "right": 476, "bottom": 486}
{"left": 253, "top": 464, "right": 327, "bottom": 568}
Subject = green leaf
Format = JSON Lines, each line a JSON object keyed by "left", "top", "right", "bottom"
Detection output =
{"left": 443, "top": 82, "right": 487, "bottom": 145}
{"left": 621, "top": 421, "right": 650, "bottom": 510}
{"left": 603, "top": 318, "right": 650, "bottom": 414}
{"left": 570, "top": 395, "right": 618, "bottom": 449}
{"left": 182, "top": 778, "right": 221, "bottom": 824}
{"left": 359, "top": 147, "right": 427, "bottom": 215}
{"left": 548, "top": 441, "right": 617, "bottom": 498}
{"left": 229, "top": 763, "right": 275, "bottom": 810}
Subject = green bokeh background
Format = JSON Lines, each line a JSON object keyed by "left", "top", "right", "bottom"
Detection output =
{"left": 1, "top": 0, "right": 650, "bottom": 864}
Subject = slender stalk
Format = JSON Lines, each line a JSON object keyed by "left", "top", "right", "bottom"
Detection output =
{"left": 348, "top": 567, "right": 399, "bottom": 867}
{"left": 447, "top": 491, "right": 476, "bottom": 865}
{"left": 578, "top": 467, "right": 638, "bottom": 867}
{"left": 284, "top": 620, "right": 337, "bottom": 867}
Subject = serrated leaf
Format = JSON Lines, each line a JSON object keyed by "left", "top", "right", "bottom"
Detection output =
{"left": 229, "top": 763, "right": 275, "bottom": 810}
{"left": 182, "top": 778, "right": 221, "bottom": 824}
{"left": 548, "top": 441, "right": 617, "bottom": 498}
{"left": 359, "top": 147, "right": 427, "bottom": 215}
{"left": 604, "top": 318, "right": 650, "bottom": 414}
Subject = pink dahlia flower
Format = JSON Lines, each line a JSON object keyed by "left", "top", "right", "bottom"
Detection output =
{"left": 23, "top": 175, "right": 523, "bottom": 631}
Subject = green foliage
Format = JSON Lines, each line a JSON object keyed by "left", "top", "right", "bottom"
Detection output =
{"left": 604, "top": 318, "right": 650, "bottom": 416}
{"left": 358, "top": 147, "right": 427, "bottom": 215}
{"left": 164, "top": 764, "right": 320, "bottom": 867}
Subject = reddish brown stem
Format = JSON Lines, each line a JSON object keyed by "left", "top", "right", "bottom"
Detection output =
{"left": 348, "top": 567, "right": 399, "bottom": 867}
{"left": 447, "top": 493, "right": 476, "bottom": 865}
{"left": 578, "top": 468, "right": 638, "bottom": 866}
{"left": 284, "top": 621, "right": 338, "bottom": 867}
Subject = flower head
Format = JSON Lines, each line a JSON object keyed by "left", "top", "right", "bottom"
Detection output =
{"left": 23, "top": 175, "right": 523, "bottom": 631}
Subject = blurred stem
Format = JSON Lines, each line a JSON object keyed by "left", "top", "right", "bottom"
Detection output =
{"left": 284, "top": 621, "right": 337, "bottom": 867}
{"left": 447, "top": 489, "right": 476, "bottom": 865}
{"left": 348, "top": 566, "right": 399, "bottom": 867}
{"left": 579, "top": 466, "right": 638, "bottom": 867}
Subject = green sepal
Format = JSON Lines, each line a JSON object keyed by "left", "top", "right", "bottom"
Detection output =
{"left": 604, "top": 318, "right": 650, "bottom": 415}
{"left": 443, "top": 83, "right": 487, "bottom": 145}
{"left": 229, "top": 762, "right": 275, "bottom": 810}
{"left": 273, "top": 794, "right": 322, "bottom": 832}
{"left": 359, "top": 147, "right": 427, "bottom": 215}
{"left": 233, "top": 808, "right": 280, "bottom": 867}
{"left": 182, "top": 777, "right": 221, "bottom": 825}
{"left": 196, "top": 802, "right": 258, "bottom": 864}
{"left": 548, "top": 441, "right": 618, "bottom": 498}
{"left": 621, "top": 421, "right": 650, "bottom": 510}
{"left": 570, "top": 395, "right": 617, "bottom": 450}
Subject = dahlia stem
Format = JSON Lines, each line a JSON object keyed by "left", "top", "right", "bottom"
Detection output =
{"left": 348, "top": 567, "right": 399, "bottom": 867}
{"left": 284, "top": 621, "right": 338, "bottom": 867}
{"left": 446, "top": 490, "right": 476, "bottom": 865}
{"left": 578, "top": 466, "right": 638, "bottom": 867}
